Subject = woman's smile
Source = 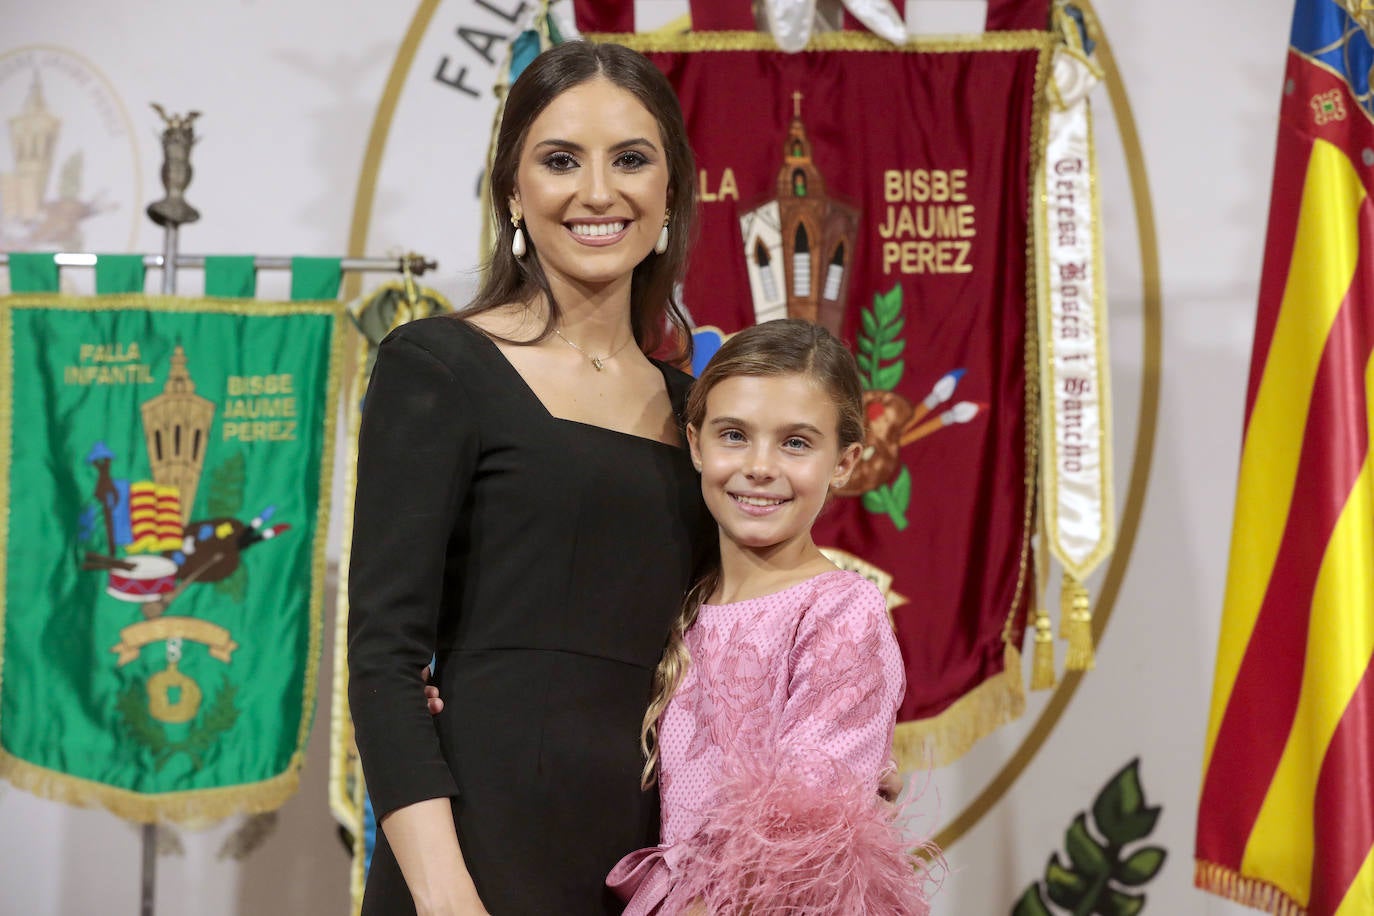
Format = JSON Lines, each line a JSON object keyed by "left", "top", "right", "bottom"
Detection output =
{"left": 567, "top": 218, "right": 631, "bottom": 245}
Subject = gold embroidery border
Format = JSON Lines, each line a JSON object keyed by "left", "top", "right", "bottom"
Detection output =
{"left": 584, "top": 29, "right": 1053, "bottom": 55}
{"left": 0, "top": 293, "right": 346, "bottom": 825}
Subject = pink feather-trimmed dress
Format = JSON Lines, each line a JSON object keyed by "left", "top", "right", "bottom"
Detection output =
{"left": 607, "top": 569, "right": 933, "bottom": 915}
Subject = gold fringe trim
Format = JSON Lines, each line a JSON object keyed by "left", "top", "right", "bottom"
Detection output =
{"left": 1015, "top": 32, "right": 1054, "bottom": 695}
{"left": 891, "top": 644, "right": 1027, "bottom": 770}
{"left": 586, "top": 30, "right": 1053, "bottom": 56}
{"left": 0, "top": 747, "right": 304, "bottom": 826}
{"left": 299, "top": 299, "right": 348, "bottom": 773}
{"left": 1061, "top": 573, "right": 1095, "bottom": 670}
{"left": 1030, "top": 605, "right": 1057, "bottom": 690}
{"left": 329, "top": 330, "right": 372, "bottom": 836}
{"left": 1195, "top": 860, "right": 1308, "bottom": 916}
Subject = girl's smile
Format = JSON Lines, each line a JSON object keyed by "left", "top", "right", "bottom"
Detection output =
{"left": 689, "top": 373, "right": 861, "bottom": 557}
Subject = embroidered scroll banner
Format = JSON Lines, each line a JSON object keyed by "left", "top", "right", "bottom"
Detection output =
{"left": 598, "top": 29, "right": 1052, "bottom": 765}
{"left": 1033, "top": 7, "right": 1113, "bottom": 684}
{"left": 1196, "top": 2, "right": 1374, "bottom": 913}
{"left": 0, "top": 294, "right": 346, "bottom": 824}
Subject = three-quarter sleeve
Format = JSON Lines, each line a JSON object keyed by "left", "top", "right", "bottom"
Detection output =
{"left": 347, "top": 331, "right": 477, "bottom": 818}
{"left": 776, "top": 578, "right": 906, "bottom": 777}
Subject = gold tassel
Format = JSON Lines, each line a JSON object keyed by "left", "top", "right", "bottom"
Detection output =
{"left": 1030, "top": 605, "right": 1057, "bottom": 689}
{"left": 1061, "top": 573, "right": 1095, "bottom": 670}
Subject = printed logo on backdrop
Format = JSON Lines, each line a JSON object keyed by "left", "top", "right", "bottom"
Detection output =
{"left": 362, "top": 0, "right": 534, "bottom": 274}
{"left": 0, "top": 46, "right": 141, "bottom": 253}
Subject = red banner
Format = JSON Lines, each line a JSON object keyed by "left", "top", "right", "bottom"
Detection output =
{"left": 610, "top": 32, "right": 1051, "bottom": 764}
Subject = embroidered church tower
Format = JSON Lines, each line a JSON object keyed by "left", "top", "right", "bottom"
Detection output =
{"left": 739, "top": 92, "right": 858, "bottom": 335}
{"left": 140, "top": 345, "right": 216, "bottom": 522}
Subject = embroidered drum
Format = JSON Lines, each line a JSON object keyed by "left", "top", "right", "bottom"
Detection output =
{"left": 106, "top": 554, "right": 178, "bottom": 602}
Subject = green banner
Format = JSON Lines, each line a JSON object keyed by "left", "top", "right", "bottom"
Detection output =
{"left": 0, "top": 294, "right": 346, "bottom": 824}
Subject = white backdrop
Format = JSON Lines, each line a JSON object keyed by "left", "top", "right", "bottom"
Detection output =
{"left": 0, "top": 1, "right": 1295, "bottom": 913}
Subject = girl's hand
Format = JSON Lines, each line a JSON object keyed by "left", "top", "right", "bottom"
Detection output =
{"left": 422, "top": 666, "right": 444, "bottom": 715}
{"left": 879, "top": 763, "right": 904, "bottom": 802}
{"left": 681, "top": 901, "right": 709, "bottom": 916}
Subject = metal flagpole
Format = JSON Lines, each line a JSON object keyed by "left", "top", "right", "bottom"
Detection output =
{"left": 137, "top": 103, "right": 203, "bottom": 916}
{"left": 0, "top": 251, "right": 438, "bottom": 275}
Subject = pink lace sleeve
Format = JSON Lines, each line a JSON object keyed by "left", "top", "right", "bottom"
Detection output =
{"left": 776, "top": 576, "right": 906, "bottom": 785}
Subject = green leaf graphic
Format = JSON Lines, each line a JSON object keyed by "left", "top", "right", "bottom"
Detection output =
{"left": 891, "top": 465, "right": 912, "bottom": 507}
{"left": 863, "top": 469, "right": 910, "bottom": 531}
{"left": 874, "top": 361, "right": 905, "bottom": 394}
{"left": 1114, "top": 848, "right": 1166, "bottom": 886}
{"left": 1012, "top": 888, "right": 1054, "bottom": 916}
{"left": 878, "top": 339, "right": 904, "bottom": 361}
{"left": 1102, "top": 890, "right": 1146, "bottom": 916}
{"left": 1065, "top": 814, "right": 1109, "bottom": 880}
{"left": 857, "top": 285, "right": 907, "bottom": 390}
{"left": 1044, "top": 856, "right": 1087, "bottom": 910}
{"left": 1011, "top": 759, "right": 1167, "bottom": 915}
{"left": 861, "top": 307, "right": 878, "bottom": 339}
{"left": 1093, "top": 760, "right": 1161, "bottom": 846}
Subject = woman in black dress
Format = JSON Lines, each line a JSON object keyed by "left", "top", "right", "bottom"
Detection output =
{"left": 347, "top": 42, "right": 709, "bottom": 915}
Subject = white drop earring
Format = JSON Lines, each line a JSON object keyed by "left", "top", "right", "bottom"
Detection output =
{"left": 511, "top": 212, "right": 527, "bottom": 259}
{"left": 654, "top": 212, "right": 670, "bottom": 255}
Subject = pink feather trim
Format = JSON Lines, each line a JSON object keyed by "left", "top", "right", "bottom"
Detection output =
{"left": 663, "top": 753, "right": 938, "bottom": 915}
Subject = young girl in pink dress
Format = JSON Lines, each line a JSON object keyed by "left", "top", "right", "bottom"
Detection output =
{"left": 606, "top": 319, "right": 937, "bottom": 915}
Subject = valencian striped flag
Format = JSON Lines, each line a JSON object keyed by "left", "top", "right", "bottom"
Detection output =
{"left": 1195, "top": 2, "right": 1374, "bottom": 914}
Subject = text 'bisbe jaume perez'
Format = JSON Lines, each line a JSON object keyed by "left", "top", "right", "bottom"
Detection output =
{"left": 877, "top": 169, "right": 976, "bottom": 275}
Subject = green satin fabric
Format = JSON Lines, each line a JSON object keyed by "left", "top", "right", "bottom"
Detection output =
{"left": 7, "top": 253, "right": 59, "bottom": 293}
{"left": 205, "top": 256, "right": 257, "bottom": 299}
{"left": 94, "top": 255, "right": 146, "bottom": 294}
{"left": 289, "top": 257, "right": 342, "bottom": 301}
{"left": 1, "top": 296, "right": 341, "bottom": 803}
